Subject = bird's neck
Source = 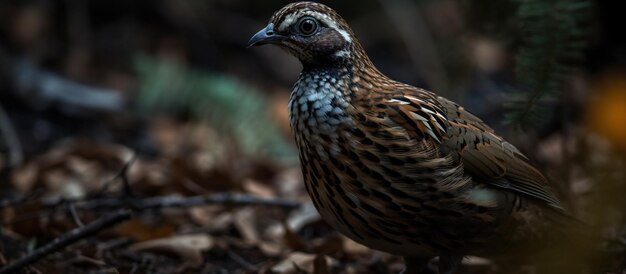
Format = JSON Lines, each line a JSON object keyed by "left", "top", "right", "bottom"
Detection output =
{"left": 299, "top": 41, "right": 383, "bottom": 78}
{"left": 289, "top": 64, "right": 354, "bottom": 137}
{"left": 295, "top": 47, "right": 389, "bottom": 104}
{"left": 288, "top": 48, "right": 388, "bottom": 157}
{"left": 294, "top": 65, "right": 353, "bottom": 104}
{"left": 290, "top": 44, "right": 389, "bottom": 124}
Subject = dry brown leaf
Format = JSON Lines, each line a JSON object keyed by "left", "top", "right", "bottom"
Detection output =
{"left": 344, "top": 265, "right": 358, "bottom": 274}
{"left": 273, "top": 168, "right": 306, "bottom": 198}
{"left": 7, "top": 201, "right": 45, "bottom": 237}
{"left": 43, "top": 169, "right": 72, "bottom": 193}
{"left": 128, "top": 159, "right": 172, "bottom": 194}
{"left": 259, "top": 241, "right": 283, "bottom": 257}
{"left": 11, "top": 162, "right": 38, "bottom": 192}
{"left": 311, "top": 233, "right": 343, "bottom": 255}
{"left": 341, "top": 236, "right": 370, "bottom": 255}
{"left": 117, "top": 218, "right": 176, "bottom": 242}
{"left": 462, "top": 256, "right": 492, "bottom": 266}
{"left": 271, "top": 252, "right": 335, "bottom": 274}
{"left": 313, "top": 254, "right": 330, "bottom": 274}
{"left": 270, "top": 252, "right": 315, "bottom": 274}
{"left": 2, "top": 206, "right": 15, "bottom": 225}
{"left": 188, "top": 205, "right": 224, "bottom": 227}
{"left": 150, "top": 118, "right": 189, "bottom": 157}
{"left": 282, "top": 222, "right": 307, "bottom": 251}
{"left": 208, "top": 211, "right": 236, "bottom": 231}
{"left": 66, "top": 156, "right": 102, "bottom": 187}
{"left": 10, "top": 139, "right": 135, "bottom": 195}
{"left": 233, "top": 207, "right": 260, "bottom": 244}
{"left": 242, "top": 179, "right": 275, "bottom": 198}
{"left": 287, "top": 202, "right": 321, "bottom": 232}
{"left": 0, "top": 228, "right": 23, "bottom": 241}
{"left": 66, "top": 255, "right": 108, "bottom": 268}
{"left": 129, "top": 234, "right": 214, "bottom": 269}
{"left": 265, "top": 202, "right": 320, "bottom": 241}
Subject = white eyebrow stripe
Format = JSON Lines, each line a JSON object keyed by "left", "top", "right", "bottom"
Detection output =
{"left": 277, "top": 11, "right": 352, "bottom": 44}
{"left": 278, "top": 13, "right": 299, "bottom": 31}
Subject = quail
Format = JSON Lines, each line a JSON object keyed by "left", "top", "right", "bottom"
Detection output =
{"left": 249, "top": 2, "right": 573, "bottom": 273}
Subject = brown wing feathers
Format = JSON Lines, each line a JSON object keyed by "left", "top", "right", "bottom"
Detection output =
{"left": 437, "top": 98, "right": 564, "bottom": 210}
{"left": 384, "top": 95, "right": 448, "bottom": 144}
{"left": 367, "top": 91, "right": 563, "bottom": 211}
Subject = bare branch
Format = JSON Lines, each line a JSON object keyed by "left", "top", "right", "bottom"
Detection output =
{"left": 44, "top": 193, "right": 300, "bottom": 211}
{"left": 0, "top": 210, "right": 132, "bottom": 274}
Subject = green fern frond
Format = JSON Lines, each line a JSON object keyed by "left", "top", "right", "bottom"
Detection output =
{"left": 134, "top": 56, "right": 296, "bottom": 163}
{"left": 506, "top": 0, "right": 591, "bottom": 126}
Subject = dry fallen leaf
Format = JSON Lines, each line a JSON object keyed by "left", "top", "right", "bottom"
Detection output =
{"left": 259, "top": 241, "right": 284, "bottom": 257}
{"left": 273, "top": 167, "right": 306, "bottom": 198}
{"left": 287, "top": 202, "right": 321, "bottom": 232}
{"left": 271, "top": 252, "right": 335, "bottom": 274}
{"left": 10, "top": 162, "right": 38, "bottom": 192}
{"left": 66, "top": 255, "right": 108, "bottom": 268}
{"left": 282, "top": 222, "right": 307, "bottom": 251}
{"left": 462, "top": 256, "right": 492, "bottom": 266}
{"left": 242, "top": 179, "right": 275, "bottom": 198}
{"left": 233, "top": 207, "right": 261, "bottom": 244}
{"left": 117, "top": 218, "right": 176, "bottom": 242}
{"left": 129, "top": 234, "right": 214, "bottom": 269}
{"left": 311, "top": 233, "right": 343, "bottom": 255}
{"left": 7, "top": 201, "right": 45, "bottom": 237}
{"left": 128, "top": 159, "right": 170, "bottom": 193}
{"left": 313, "top": 254, "right": 330, "bottom": 274}
{"left": 341, "top": 235, "right": 371, "bottom": 255}
{"left": 265, "top": 202, "right": 320, "bottom": 241}
{"left": 188, "top": 205, "right": 224, "bottom": 227}
{"left": 10, "top": 139, "right": 135, "bottom": 194}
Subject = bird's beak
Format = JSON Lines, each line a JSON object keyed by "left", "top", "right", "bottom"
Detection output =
{"left": 248, "top": 23, "right": 285, "bottom": 47}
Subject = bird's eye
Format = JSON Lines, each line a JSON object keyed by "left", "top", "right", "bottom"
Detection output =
{"left": 298, "top": 17, "right": 318, "bottom": 35}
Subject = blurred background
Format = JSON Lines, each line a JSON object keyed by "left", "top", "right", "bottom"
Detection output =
{"left": 0, "top": 0, "right": 625, "bottom": 273}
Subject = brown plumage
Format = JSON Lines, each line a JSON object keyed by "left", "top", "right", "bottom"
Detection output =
{"left": 249, "top": 2, "right": 572, "bottom": 273}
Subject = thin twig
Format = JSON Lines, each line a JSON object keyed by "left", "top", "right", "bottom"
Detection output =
{"left": 67, "top": 202, "right": 85, "bottom": 227}
{"left": 0, "top": 190, "right": 42, "bottom": 209}
{"left": 0, "top": 209, "right": 132, "bottom": 274}
{"left": 5, "top": 54, "right": 125, "bottom": 113}
{"left": 228, "top": 250, "right": 258, "bottom": 272}
{"left": 2, "top": 193, "right": 299, "bottom": 228}
{"left": 97, "top": 153, "right": 137, "bottom": 196}
{"left": 43, "top": 193, "right": 300, "bottom": 211}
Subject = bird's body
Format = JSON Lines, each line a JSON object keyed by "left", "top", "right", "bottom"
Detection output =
{"left": 289, "top": 60, "right": 555, "bottom": 259}
{"left": 249, "top": 2, "right": 569, "bottom": 273}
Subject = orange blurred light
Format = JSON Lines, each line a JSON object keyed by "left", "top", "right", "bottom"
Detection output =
{"left": 587, "top": 71, "right": 626, "bottom": 151}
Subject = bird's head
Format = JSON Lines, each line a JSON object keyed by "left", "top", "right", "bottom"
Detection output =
{"left": 248, "top": 2, "right": 368, "bottom": 68}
